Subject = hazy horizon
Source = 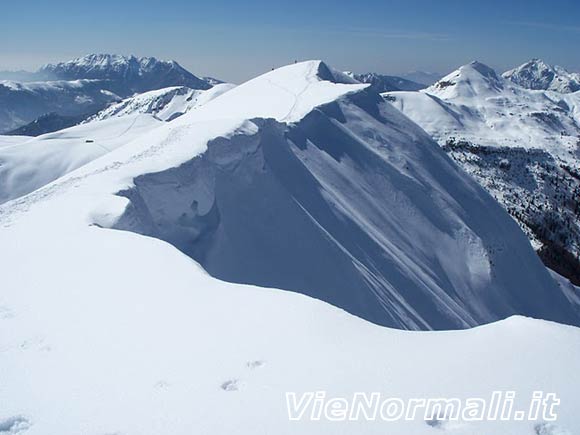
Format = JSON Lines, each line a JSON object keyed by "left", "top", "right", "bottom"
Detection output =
{"left": 1, "top": 0, "right": 579, "bottom": 83}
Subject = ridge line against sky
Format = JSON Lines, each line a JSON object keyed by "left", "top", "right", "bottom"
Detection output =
{"left": 0, "top": 0, "right": 579, "bottom": 82}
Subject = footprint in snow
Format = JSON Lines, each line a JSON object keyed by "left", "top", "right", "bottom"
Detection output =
{"left": 0, "top": 307, "right": 14, "bottom": 320}
{"left": 246, "top": 360, "right": 265, "bottom": 370}
{"left": 535, "top": 422, "right": 571, "bottom": 435}
{"left": 221, "top": 379, "right": 243, "bottom": 392}
{"left": 154, "top": 380, "right": 170, "bottom": 389}
{"left": 425, "top": 415, "right": 464, "bottom": 431}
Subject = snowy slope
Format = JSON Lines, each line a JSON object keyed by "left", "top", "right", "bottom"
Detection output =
{"left": 0, "top": 79, "right": 119, "bottom": 132}
{"left": 0, "top": 135, "right": 29, "bottom": 148}
{"left": 384, "top": 61, "right": 580, "bottom": 283}
{"left": 1, "top": 59, "right": 579, "bottom": 434}
{"left": 503, "top": 59, "right": 580, "bottom": 93}
{"left": 386, "top": 61, "right": 580, "bottom": 162}
{"left": 1, "top": 224, "right": 579, "bottom": 435}
{"left": 0, "top": 114, "right": 162, "bottom": 204}
{"left": 86, "top": 83, "right": 235, "bottom": 122}
{"left": 2, "top": 60, "right": 577, "bottom": 329}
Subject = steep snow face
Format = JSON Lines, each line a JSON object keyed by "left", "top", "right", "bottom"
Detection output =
{"left": 86, "top": 83, "right": 235, "bottom": 122}
{"left": 1, "top": 60, "right": 580, "bottom": 433}
{"left": 344, "top": 72, "right": 425, "bottom": 92}
{"left": 0, "top": 79, "right": 119, "bottom": 132}
{"left": 503, "top": 59, "right": 580, "bottom": 93}
{"left": 384, "top": 61, "right": 580, "bottom": 284}
{"left": 39, "top": 54, "right": 213, "bottom": 95}
{"left": 0, "top": 114, "right": 162, "bottom": 204}
{"left": 2, "top": 204, "right": 580, "bottom": 434}
{"left": 37, "top": 59, "right": 566, "bottom": 331}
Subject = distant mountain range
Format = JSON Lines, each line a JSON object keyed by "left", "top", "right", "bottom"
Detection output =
{"left": 344, "top": 72, "right": 425, "bottom": 92}
{"left": 0, "top": 79, "right": 119, "bottom": 133}
{"left": 0, "top": 54, "right": 217, "bottom": 133}
{"left": 399, "top": 70, "right": 443, "bottom": 86}
{"left": 38, "top": 54, "right": 212, "bottom": 96}
{"left": 4, "top": 112, "right": 90, "bottom": 136}
{"left": 503, "top": 58, "right": 580, "bottom": 93}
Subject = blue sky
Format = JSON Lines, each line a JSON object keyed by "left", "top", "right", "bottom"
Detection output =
{"left": 1, "top": 0, "right": 579, "bottom": 82}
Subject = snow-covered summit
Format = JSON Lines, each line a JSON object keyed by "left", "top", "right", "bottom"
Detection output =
{"left": 385, "top": 61, "right": 580, "bottom": 284}
{"left": 180, "top": 60, "right": 367, "bottom": 122}
{"left": 3, "top": 60, "right": 577, "bottom": 330}
{"left": 2, "top": 59, "right": 580, "bottom": 434}
{"left": 389, "top": 60, "right": 580, "bottom": 161}
{"left": 503, "top": 58, "right": 580, "bottom": 93}
{"left": 39, "top": 54, "right": 213, "bottom": 95}
{"left": 427, "top": 61, "right": 504, "bottom": 99}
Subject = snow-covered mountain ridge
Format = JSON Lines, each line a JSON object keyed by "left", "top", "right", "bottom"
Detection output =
{"left": 0, "top": 54, "right": 218, "bottom": 133}
{"left": 1, "top": 60, "right": 580, "bottom": 435}
{"left": 503, "top": 58, "right": 580, "bottom": 93}
{"left": 344, "top": 71, "right": 425, "bottom": 92}
{"left": 39, "top": 53, "right": 212, "bottom": 95}
{"left": 385, "top": 60, "right": 580, "bottom": 284}
{"left": 85, "top": 83, "right": 235, "bottom": 122}
{"left": 0, "top": 79, "right": 119, "bottom": 133}
{"left": 2, "top": 60, "right": 577, "bottom": 329}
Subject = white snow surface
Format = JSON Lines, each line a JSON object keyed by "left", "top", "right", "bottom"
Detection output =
{"left": 0, "top": 135, "right": 29, "bottom": 149}
{"left": 503, "top": 59, "right": 580, "bottom": 93}
{"left": 1, "top": 60, "right": 579, "bottom": 434}
{"left": 1, "top": 60, "right": 577, "bottom": 328}
{"left": 85, "top": 83, "right": 235, "bottom": 122}
{"left": 0, "top": 114, "right": 162, "bottom": 204}
{"left": 385, "top": 61, "right": 580, "bottom": 165}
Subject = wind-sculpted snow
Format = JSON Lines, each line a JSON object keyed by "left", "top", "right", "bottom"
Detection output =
{"left": 107, "top": 61, "right": 577, "bottom": 329}
{"left": 1, "top": 60, "right": 580, "bottom": 434}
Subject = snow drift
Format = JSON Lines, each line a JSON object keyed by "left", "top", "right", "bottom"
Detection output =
{"left": 1, "top": 60, "right": 580, "bottom": 435}
{"left": 108, "top": 61, "right": 578, "bottom": 329}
